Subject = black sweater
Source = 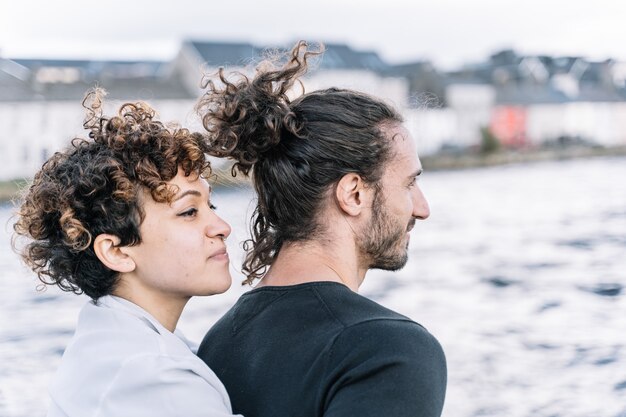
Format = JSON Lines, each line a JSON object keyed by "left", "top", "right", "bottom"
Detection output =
{"left": 198, "top": 282, "right": 447, "bottom": 417}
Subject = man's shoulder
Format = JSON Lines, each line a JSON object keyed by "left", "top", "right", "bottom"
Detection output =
{"left": 311, "top": 284, "right": 445, "bottom": 363}
{"left": 204, "top": 281, "right": 430, "bottom": 343}
{"left": 326, "top": 315, "right": 447, "bottom": 391}
{"left": 310, "top": 282, "right": 417, "bottom": 328}
{"left": 331, "top": 315, "right": 442, "bottom": 356}
{"left": 210, "top": 281, "right": 425, "bottom": 331}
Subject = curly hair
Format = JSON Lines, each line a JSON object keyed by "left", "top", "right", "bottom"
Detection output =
{"left": 197, "top": 41, "right": 402, "bottom": 284}
{"left": 13, "top": 89, "right": 210, "bottom": 300}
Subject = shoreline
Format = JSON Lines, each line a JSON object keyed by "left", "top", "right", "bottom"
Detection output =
{"left": 0, "top": 180, "right": 27, "bottom": 206}
{"left": 2, "top": 146, "right": 625, "bottom": 203}
{"left": 421, "top": 145, "right": 626, "bottom": 171}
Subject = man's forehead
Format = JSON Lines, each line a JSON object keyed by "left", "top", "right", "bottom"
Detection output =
{"left": 386, "top": 125, "right": 418, "bottom": 157}
{"left": 382, "top": 123, "right": 409, "bottom": 140}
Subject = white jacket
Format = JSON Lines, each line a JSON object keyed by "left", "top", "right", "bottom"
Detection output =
{"left": 47, "top": 295, "right": 241, "bottom": 417}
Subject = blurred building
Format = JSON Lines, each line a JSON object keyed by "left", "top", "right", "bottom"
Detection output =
{"left": 2, "top": 43, "right": 626, "bottom": 181}
{"left": 453, "top": 50, "right": 626, "bottom": 148}
{"left": 172, "top": 40, "right": 408, "bottom": 106}
{"left": 0, "top": 57, "right": 197, "bottom": 181}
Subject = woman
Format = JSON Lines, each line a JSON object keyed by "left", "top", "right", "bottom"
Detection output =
{"left": 13, "top": 89, "right": 242, "bottom": 417}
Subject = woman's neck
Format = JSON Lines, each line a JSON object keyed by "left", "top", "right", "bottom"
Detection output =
{"left": 113, "top": 279, "right": 189, "bottom": 332}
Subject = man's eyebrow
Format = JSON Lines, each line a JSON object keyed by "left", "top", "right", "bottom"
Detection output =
{"left": 173, "top": 190, "right": 202, "bottom": 202}
{"left": 409, "top": 168, "right": 423, "bottom": 179}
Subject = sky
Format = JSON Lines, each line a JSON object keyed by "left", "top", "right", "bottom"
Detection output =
{"left": 2, "top": 0, "right": 626, "bottom": 70}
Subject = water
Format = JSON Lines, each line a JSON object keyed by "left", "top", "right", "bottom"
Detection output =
{"left": 1, "top": 157, "right": 625, "bottom": 417}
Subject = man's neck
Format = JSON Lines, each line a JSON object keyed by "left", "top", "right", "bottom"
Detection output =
{"left": 259, "top": 240, "right": 367, "bottom": 292}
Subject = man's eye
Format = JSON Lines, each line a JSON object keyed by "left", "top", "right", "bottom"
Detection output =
{"left": 179, "top": 208, "right": 198, "bottom": 217}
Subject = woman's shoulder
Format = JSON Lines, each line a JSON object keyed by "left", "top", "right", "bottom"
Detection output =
{"left": 49, "top": 345, "right": 236, "bottom": 417}
{"left": 69, "top": 296, "right": 209, "bottom": 361}
{"left": 49, "top": 298, "right": 236, "bottom": 416}
{"left": 72, "top": 297, "right": 163, "bottom": 351}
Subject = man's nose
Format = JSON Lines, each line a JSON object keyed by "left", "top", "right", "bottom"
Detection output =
{"left": 413, "top": 186, "right": 430, "bottom": 220}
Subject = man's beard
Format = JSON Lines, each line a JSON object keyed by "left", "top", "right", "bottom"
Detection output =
{"left": 358, "top": 188, "right": 414, "bottom": 271}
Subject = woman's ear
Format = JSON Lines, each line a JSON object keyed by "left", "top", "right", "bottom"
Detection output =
{"left": 93, "top": 234, "right": 136, "bottom": 273}
{"left": 335, "top": 173, "right": 374, "bottom": 217}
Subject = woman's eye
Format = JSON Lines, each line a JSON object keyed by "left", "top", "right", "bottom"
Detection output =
{"left": 210, "top": 204, "right": 217, "bottom": 211}
{"left": 179, "top": 208, "right": 198, "bottom": 217}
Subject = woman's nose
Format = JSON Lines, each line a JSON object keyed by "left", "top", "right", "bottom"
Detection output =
{"left": 206, "top": 211, "right": 232, "bottom": 239}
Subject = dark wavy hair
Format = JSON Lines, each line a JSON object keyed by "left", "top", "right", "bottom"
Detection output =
{"left": 13, "top": 89, "right": 210, "bottom": 299}
{"left": 197, "top": 41, "right": 403, "bottom": 284}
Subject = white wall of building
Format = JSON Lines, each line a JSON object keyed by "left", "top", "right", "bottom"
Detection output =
{"left": 563, "top": 102, "right": 626, "bottom": 146}
{"left": 527, "top": 102, "right": 626, "bottom": 146}
{"left": 171, "top": 44, "right": 211, "bottom": 97}
{"left": 613, "top": 103, "right": 626, "bottom": 145}
{"left": 445, "top": 83, "right": 496, "bottom": 147}
{"left": 0, "top": 99, "right": 197, "bottom": 181}
{"left": 0, "top": 101, "right": 78, "bottom": 181}
{"left": 526, "top": 104, "right": 567, "bottom": 145}
{"left": 404, "top": 108, "right": 456, "bottom": 155}
{"left": 304, "top": 70, "right": 408, "bottom": 109}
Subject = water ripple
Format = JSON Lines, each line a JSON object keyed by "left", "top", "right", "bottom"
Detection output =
{"left": 579, "top": 283, "right": 623, "bottom": 297}
{"left": 3, "top": 158, "right": 626, "bottom": 417}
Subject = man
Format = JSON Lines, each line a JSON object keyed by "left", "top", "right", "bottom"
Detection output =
{"left": 197, "top": 41, "right": 447, "bottom": 417}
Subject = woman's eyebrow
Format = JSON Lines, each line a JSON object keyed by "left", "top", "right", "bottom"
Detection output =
{"left": 173, "top": 190, "right": 202, "bottom": 202}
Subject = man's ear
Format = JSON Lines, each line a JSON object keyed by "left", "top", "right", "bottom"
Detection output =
{"left": 93, "top": 234, "right": 136, "bottom": 273}
{"left": 335, "top": 173, "right": 374, "bottom": 217}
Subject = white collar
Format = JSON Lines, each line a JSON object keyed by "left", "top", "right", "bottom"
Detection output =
{"left": 94, "top": 295, "right": 168, "bottom": 336}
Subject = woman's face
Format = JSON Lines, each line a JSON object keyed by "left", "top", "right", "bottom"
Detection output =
{"left": 122, "top": 168, "right": 232, "bottom": 300}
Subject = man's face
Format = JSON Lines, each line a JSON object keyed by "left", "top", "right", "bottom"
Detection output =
{"left": 358, "top": 125, "right": 430, "bottom": 271}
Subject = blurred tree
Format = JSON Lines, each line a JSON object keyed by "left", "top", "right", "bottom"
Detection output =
{"left": 480, "top": 126, "right": 500, "bottom": 154}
